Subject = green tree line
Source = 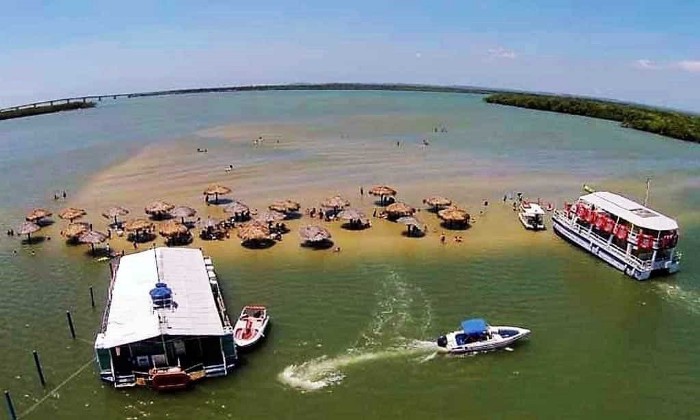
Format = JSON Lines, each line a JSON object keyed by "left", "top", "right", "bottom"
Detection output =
{"left": 484, "top": 93, "right": 700, "bottom": 144}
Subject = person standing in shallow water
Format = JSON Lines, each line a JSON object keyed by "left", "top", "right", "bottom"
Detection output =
{"left": 360, "top": 186, "right": 364, "bottom": 196}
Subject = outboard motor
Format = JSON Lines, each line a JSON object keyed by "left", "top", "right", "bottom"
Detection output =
{"left": 437, "top": 335, "right": 447, "bottom": 348}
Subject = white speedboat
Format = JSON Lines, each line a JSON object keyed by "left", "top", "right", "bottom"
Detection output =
{"left": 233, "top": 306, "right": 270, "bottom": 349}
{"left": 518, "top": 201, "right": 546, "bottom": 230}
{"left": 436, "top": 318, "right": 530, "bottom": 354}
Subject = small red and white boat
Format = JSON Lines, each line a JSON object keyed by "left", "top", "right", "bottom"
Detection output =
{"left": 233, "top": 306, "right": 270, "bottom": 349}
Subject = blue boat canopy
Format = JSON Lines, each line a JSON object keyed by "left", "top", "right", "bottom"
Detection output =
{"left": 461, "top": 318, "right": 488, "bottom": 335}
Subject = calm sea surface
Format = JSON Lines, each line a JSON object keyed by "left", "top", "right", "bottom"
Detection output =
{"left": 0, "top": 91, "right": 699, "bottom": 419}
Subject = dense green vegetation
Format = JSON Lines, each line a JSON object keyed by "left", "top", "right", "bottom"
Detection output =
{"left": 484, "top": 93, "right": 700, "bottom": 144}
{"left": 0, "top": 101, "right": 95, "bottom": 121}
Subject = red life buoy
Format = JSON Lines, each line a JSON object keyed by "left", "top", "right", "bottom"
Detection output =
{"left": 576, "top": 206, "right": 587, "bottom": 219}
{"left": 595, "top": 215, "right": 607, "bottom": 230}
{"left": 637, "top": 234, "right": 654, "bottom": 250}
{"left": 614, "top": 225, "right": 628, "bottom": 241}
{"left": 603, "top": 218, "right": 615, "bottom": 233}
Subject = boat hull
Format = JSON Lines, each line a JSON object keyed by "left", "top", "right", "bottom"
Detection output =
{"left": 439, "top": 326, "right": 530, "bottom": 354}
{"left": 552, "top": 216, "right": 680, "bottom": 280}
{"left": 518, "top": 214, "right": 545, "bottom": 230}
{"left": 234, "top": 317, "right": 270, "bottom": 349}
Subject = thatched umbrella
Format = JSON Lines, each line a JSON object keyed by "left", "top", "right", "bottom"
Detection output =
{"left": 159, "top": 220, "right": 191, "bottom": 245}
{"left": 78, "top": 230, "right": 107, "bottom": 255}
{"left": 224, "top": 201, "right": 251, "bottom": 221}
{"left": 321, "top": 195, "right": 350, "bottom": 216}
{"left": 337, "top": 208, "right": 370, "bottom": 229}
{"left": 102, "top": 206, "right": 129, "bottom": 225}
{"left": 202, "top": 218, "right": 222, "bottom": 230}
{"left": 254, "top": 210, "right": 286, "bottom": 224}
{"left": 269, "top": 199, "right": 301, "bottom": 214}
{"left": 17, "top": 221, "right": 40, "bottom": 241}
{"left": 124, "top": 218, "right": 154, "bottom": 242}
{"left": 169, "top": 206, "right": 197, "bottom": 224}
{"left": 58, "top": 207, "right": 87, "bottom": 222}
{"left": 423, "top": 196, "right": 452, "bottom": 212}
{"left": 159, "top": 220, "right": 188, "bottom": 237}
{"left": 369, "top": 185, "right": 398, "bottom": 205}
{"left": 385, "top": 202, "right": 416, "bottom": 220}
{"left": 237, "top": 221, "right": 271, "bottom": 243}
{"left": 61, "top": 222, "right": 90, "bottom": 241}
{"left": 299, "top": 225, "right": 331, "bottom": 243}
{"left": 26, "top": 208, "right": 52, "bottom": 222}
{"left": 203, "top": 184, "right": 231, "bottom": 204}
{"left": 438, "top": 206, "right": 471, "bottom": 228}
{"left": 145, "top": 200, "right": 174, "bottom": 220}
{"left": 397, "top": 216, "right": 424, "bottom": 237}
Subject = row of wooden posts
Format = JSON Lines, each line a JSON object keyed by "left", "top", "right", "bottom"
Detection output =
{"left": 4, "top": 286, "right": 96, "bottom": 420}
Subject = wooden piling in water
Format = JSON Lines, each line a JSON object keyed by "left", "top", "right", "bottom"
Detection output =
{"left": 32, "top": 350, "right": 46, "bottom": 387}
{"left": 66, "top": 311, "right": 76, "bottom": 339}
{"left": 4, "top": 390, "right": 17, "bottom": 420}
{"left": 89, "top": 286, "right": 95, "bottom": 308}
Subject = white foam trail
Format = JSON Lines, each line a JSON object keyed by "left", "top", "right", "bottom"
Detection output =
{"left": 656, "top": 283, "right": 700, "bottom": 315}
{"left": 278, "top": 340, "right": 439, "bottom": 392}
{"left": 279, "top": 270, "right": 437, "bottom": 392}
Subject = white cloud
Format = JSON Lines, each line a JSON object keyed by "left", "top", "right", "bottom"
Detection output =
{"left": 634, "top": 59, "right": 657, "bottom": 69}
{"left": 676, "top": 60, "right": 700, "bottom": 72}
{"left": 488, "top": 47, "right": 517, "bottom": 59}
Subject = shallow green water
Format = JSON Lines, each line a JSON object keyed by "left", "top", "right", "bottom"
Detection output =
{"left": 0, "top": 91, "right": 699, "bottom": 419}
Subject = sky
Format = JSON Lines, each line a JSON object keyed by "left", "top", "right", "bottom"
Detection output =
{"left": 1, "top": 0, "right": 699, "bottom": 111}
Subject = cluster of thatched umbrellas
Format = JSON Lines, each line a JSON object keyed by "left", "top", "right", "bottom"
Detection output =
{"left": 16, "top": 182, "right": 474, "bottom": 256}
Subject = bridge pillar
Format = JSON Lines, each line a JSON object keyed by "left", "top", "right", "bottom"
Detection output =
{"left": 82, "top": 97, "right": 86, "bottom": 103}
{"left": 50, "top": 101, "right": 54, "bottom": 106}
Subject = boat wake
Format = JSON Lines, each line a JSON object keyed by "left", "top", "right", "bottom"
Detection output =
{"left": 656, "top": 283, "right": 700, "bottom": 315}
{"left": 278, "top": 270, "right": 438, "bottom": 391}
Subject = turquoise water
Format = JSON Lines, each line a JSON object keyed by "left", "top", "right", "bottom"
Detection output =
{"left": 0, "top": 91, "right": 699, "bottom": 419}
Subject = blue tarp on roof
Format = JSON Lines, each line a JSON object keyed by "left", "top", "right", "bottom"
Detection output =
{"left": 461, "top": 318, "right": 488, "bottom": 335}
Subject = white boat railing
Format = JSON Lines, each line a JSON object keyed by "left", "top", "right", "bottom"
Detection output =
{"left": 553, "top": 210, "right": 652, "bottom": 271}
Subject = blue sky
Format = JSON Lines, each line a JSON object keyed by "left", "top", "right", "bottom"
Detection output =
{"left": 1, "top": 0, "right": 699, "bottom": 111}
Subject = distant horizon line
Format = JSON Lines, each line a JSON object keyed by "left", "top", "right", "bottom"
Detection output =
{"left": 2, "top": 82, "right": 697, "bottom": 116}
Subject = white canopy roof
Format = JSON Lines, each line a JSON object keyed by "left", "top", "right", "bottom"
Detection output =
{"left": 95, "top": 248, "right": 226, "bottom": 349}
{"left": 579, "top": 191, "right": 678, "bottom": 231}
{"left": 522, "top": 203, "right": 545, "bottom": 216}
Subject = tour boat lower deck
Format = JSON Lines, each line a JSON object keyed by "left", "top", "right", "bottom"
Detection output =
{"left": 553, "top": 191, "right": 681, "bottom": 280}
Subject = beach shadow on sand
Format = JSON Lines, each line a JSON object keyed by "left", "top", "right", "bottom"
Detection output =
{"left": 401, "top": 231, "right": 426, "bottom": 239}
{"left": 300, "top": 239, "right": 334, "bottom": 250}
{"left": 206, "top": 198, "right": 234, "bottom": 206}
{"left": 439, "top": 222, "right": 472, "bottom": 231}
{"left": 21, "top": 236, "right": 46, "bottom": 245}
{"left": 241, "top": 239, "right": 276, "bottom": 250}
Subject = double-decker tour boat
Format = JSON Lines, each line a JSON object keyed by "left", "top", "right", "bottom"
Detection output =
{"left": 552, "top": 191, "right": 681, "bottom": 280}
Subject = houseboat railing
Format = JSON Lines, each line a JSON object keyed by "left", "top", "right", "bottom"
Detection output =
{"left": 99, "top": 256, "right": 121, "bottom": 334}
{"left": 553, "top": 210, "right": 653, "bottom": 270}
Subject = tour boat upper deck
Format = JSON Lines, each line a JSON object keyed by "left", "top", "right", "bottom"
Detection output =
{"left": 552, "top": 191, "right": 681, "bottom": 280}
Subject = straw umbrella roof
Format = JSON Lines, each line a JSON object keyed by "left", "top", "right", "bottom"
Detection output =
{"left": 124, "top": 218, "right": 154, "bottom": 232}
{"left": 102, "top": 206, "right": 129, "bottom": 219}
{"left": 202, "top": 218, "right": 223, "bottom": 229}
{"left": 386, "top": 202, "right": 416, "bottom": 217}
{"left": 61, "top": 222, "right": 90, "bottom": 238}
{"left": 337, "top": 208, "right": 366, "bottom": 221}
{"left": 58, "top": 207, "right": 87, "bottom": 221}
{"left": 321, "top": 195, "right": 350, "bottom": 209}
{"left": 169, "top": 206, "right": 196, "bottom": 219}
{"left": 17, "top": 221, "right": 41, "bottom": 235}
{"left": 145, "top": 200, "right": 174, "bottom": 215}
{"left": 158, "top": 220, "right": 188, "bottom": 237}
{"left": 224, "top": 201, "right": 250, "bottom": 214}
{"left": 369, "top": 185, "right": 397, "bottom": 197}
{"left": 78, "top": 230, "right": 107, "bottom": 245}
{"left": 423, "top": 196, "right": 452, "bottom": 208}
{"left": 438, "top": 206, "right": 470, "bottom": 223}
{"left": 237, "top": 222, "right": 271, "bottom": 242}
{"left": 397, "top": 216, "right": 423, "bottom": 227}
{"left": 299, "top": 225, "right": 331, "bottom": 242}
{"left": 26, "top": 208, "right": 52, "bottom": 222}
{"left": 254, "top": 210, "right": 286, "bottom": 224}
{"left": 203, "top": 184, "right": 231, "bottom": 196}
{"left": 269, "top": 199, "right": 301, "bottom": 214}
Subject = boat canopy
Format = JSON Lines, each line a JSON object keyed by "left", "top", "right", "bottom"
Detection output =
{"left": 579, "top": 192, "right": 678, "bottom": 231}
{"left": 521, "top": 203, "right": 545, "bottom": 216}
{"left": 461, "top": 318, "right": 488, "bottom": 335}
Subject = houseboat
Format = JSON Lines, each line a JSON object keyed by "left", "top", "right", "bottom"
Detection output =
{"left": 518, "top": 201, "right": 546, "bottom": 230}
{"left": 552, "top": 191, "right": 681, "bottom": 280}
{"left": 94, "top": 248, "right": 237, "bottom": 390}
